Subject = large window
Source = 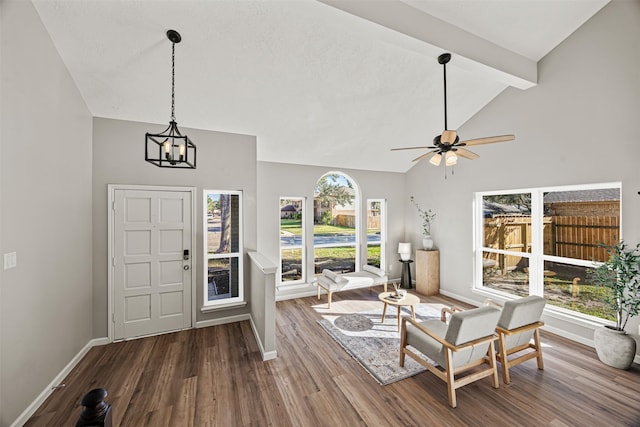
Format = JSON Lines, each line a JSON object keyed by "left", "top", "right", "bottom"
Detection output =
{"left": 313, "top": 173, "right": 359, "bottom": 275}
{"left": 476, "top": 183, "right": 620, "bottom": 321}
{"left": 204, "top": 190, "right": 243, "bottom": 306}
{"left": 367, "top": 199, "right": 386, "bottom": 270}
{"left": 279, "top": 197, "right": 305, "bottom": 285}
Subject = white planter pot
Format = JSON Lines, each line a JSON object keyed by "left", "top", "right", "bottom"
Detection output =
{"left": 422, "top": 236, "right": 434, "bottom": 250}
{"left": 593, "top": 326, "right": 636, "bottom": 370}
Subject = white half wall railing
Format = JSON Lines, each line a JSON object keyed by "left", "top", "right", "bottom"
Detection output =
{"left": 248, "top": 251, "right": 278, "bottom": 360}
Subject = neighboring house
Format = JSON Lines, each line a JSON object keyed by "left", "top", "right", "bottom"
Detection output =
{"left": 280, "top": 204, "right": 298, "bottom": 219}
{"left": 544, "top": 188, "right": 620, "bottom": 217}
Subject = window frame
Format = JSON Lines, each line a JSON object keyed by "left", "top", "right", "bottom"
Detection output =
{"left": 313, "top": 172, "right": 360, "bottom": 276}
{"left": 203, "top": 189, "right": 244, "bottom": 308}
{"left": 474, "top": 182, "right": 622, "bottom": 323}
{"left": 366, "top": 198, "right": 387, "bottom": 271}
{"left": 278, "top": 196, "right": 306, "bottom": 287}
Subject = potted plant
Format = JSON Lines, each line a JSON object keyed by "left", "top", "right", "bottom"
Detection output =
{"left": 589, "top": 240, "right": 640, "bottom": 369}
{"left": 410, "top": 196, "right": 436, "bottom": 250}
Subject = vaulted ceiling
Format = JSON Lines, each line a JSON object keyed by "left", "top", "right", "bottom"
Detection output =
{"left": 33, "top": 0, "right": 608, "bottom": 172}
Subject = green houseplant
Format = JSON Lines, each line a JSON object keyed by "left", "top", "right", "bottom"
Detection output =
{"left": 590, "top": 240, "right": 640, "bottom": 369}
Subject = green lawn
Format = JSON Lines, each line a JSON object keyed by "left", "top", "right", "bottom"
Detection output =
{"left": 280, "top": 220, "right": 356, "bottom": 236}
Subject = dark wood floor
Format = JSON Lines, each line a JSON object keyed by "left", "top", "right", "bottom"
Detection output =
{"left": 27, "top": 287, "right": 640, "bottom": 426}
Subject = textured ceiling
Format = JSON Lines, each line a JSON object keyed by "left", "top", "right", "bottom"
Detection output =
{"left": 32, "top": 0, "right": 609, "bottom": 172}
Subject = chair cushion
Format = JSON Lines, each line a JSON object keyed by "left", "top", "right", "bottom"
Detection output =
{"left": 322, "top": 269, "right": 348, "bottom": 286}
{"left": 406, "top": 319, "right": 448, "bottom": 366}
{"left": 498, "top": 295, "right": 546, "bottom": 330}
{"left": 497, "top": 295, "right": 546, "bottom": 351}
{"left": 445, "top": 305, "right": 501, "bottom": 346}
{"left": 362, "top": 264, "right": 386, "bottom": 277}
{"left": 317, "top": 276, "right": 343, "bottom": 291}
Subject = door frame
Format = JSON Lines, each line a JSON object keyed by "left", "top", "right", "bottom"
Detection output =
{"left": 107, "top": 184, "right": 197, "bottom": 342}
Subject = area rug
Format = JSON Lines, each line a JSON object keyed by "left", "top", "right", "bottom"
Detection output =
{"left": 317, "top": 303, "right": 441, "bottom": 385}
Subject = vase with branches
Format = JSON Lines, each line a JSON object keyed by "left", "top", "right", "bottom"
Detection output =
{"left": 410, "top": 196, "right": 436, "bottom": 249}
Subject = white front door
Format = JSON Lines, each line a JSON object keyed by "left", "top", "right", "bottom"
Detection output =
{"left": 112, "top": 188, "right": 193, "bottom": 340}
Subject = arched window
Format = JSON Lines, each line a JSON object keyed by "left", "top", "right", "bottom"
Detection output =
{"left": 313, "top": 172, "right": 359, "bottom": 275}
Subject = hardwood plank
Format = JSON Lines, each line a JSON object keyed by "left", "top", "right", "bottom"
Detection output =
{"left": 24, "top": 287, "right": 640, "bottom": 426}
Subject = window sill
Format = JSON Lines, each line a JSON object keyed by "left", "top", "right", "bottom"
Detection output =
{"left": 472, "top": 287, "right": 613, "bottom": 329}
{"left": 201, "top": 300, "right": 247, "bottom": 313}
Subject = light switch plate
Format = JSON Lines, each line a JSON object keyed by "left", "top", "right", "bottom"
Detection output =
{"left": 4, "top": 252, "right": 16, "bottom": 269}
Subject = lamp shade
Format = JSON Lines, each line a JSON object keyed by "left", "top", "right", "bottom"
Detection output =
{"left": 445, "top": 151, "right": 457, "bottom": 166}
{"left": 398, "top": 242, "right": 411, "bottom": 261}
{"left": 429, "top": 153, "right": 442, "bottom": 166}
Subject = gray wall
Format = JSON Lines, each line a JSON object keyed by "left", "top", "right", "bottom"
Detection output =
{"left": 92, "top": 118, "right": 257, "bottom": 336}
{"left": 0, "top": 1, "right": 94, "bottom": 425}
{"left": 406, "top": 0, "right": 640, "bottom": 344}
{"left": 257, "top": 161, "right": 406, "bottom": 298}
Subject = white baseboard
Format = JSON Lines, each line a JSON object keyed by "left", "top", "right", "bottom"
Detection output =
{"left": 195, "top": 313, "right": 250, "bottom": 329}
{"left": 10, "top": 337, "right": 109, "bottom": 427}
{"left": 249, "top": 316, "right": 277, "bottom": 361}
{"left": 276, "top": 288, "right": 318, "bottom": 301}
{"left": 439, "top": 289, "right": 482, "bottom": 307}
{"left": 541, "top": 324, "right": 594, "bottom": 347}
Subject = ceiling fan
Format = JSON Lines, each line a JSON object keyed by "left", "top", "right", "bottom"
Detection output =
{"left": 392, "top": 53, "right": 515, "bottom": 167}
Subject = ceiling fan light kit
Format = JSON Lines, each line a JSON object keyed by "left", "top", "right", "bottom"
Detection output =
{"left": 391, "top": 52, "right": 515, "bottom": 173}
{"left": 445, "top": 151, "right": 457, "bottom": 166}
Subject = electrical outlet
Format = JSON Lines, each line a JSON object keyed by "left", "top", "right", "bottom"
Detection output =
{"left": 4, "top": 252, "right": 17, "bottom": 269}
{"left": 388, "top": 264, "right": 393, "bottom": 272}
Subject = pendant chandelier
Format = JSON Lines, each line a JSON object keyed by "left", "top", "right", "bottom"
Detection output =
{"left": 145, "top": 30, "right": 196, "bottom": 169}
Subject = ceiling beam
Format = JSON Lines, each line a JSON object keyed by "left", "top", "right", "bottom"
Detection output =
{"left": 318, "top": 0, "right": 537, "bottom": 90}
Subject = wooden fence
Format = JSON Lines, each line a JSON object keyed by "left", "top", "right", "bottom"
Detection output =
{"left": 551, "top": 216, "right": 619, "bottom": 261}
{"left": 333, "top": 214, "right": 381, "bottom": 230}
{"left": 484, "top": 215, "right": 619, "bottom": 271}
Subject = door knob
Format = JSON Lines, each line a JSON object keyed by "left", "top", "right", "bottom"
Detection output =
{"left": 183, "top": 265, "right": 190, "bottom": 270}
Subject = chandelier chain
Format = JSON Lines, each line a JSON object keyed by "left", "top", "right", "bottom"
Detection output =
{"left": 171, "top": 41, "right": 176, "bottom": 121}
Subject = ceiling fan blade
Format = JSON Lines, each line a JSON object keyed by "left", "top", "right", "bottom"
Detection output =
{"left": 412, "top": 150, "right": 438, "bottom": 162}
{"left": 390, "top": 145, "right": 434, "bottom": 151}
{"left": 460, "top": 134, "right": 515, "bottom": 146}
{"left": 441, "top": 130, "right": 457, "bottom": 144}
{"left": 455, "top": 147, "right": 480, "bottom": 160}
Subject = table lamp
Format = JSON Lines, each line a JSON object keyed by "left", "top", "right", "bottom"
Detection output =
{"left": 398, "top": 242, "right": 411, "bottom": 261}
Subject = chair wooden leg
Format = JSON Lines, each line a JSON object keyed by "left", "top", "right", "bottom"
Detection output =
{"left": 445, "top": 348, "right": 457, "bottom": 408}
{"left": 399, "top": 320, "right": 407, "bottom": 367}
{"left": 327, "top": 291, "right": 332, "bottom": 309}
{"left": 498, "top": 332, "right": 511, "bottom": 385}
{"left": 534, "top": 328, "right": 544, "bottom": 370}
{"left": 488, "top": 342, "right": 499, "bottom": 389}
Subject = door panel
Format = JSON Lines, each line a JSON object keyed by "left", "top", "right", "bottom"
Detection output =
{"left": 113, "top": 189, "right": 192, "bottom": 340}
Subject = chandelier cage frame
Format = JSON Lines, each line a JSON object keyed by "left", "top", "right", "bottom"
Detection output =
{"left": 145, "top": 29, "right": 197, "bottom": 169}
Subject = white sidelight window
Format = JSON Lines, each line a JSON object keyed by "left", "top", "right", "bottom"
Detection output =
{"left": 366, "top": 199, "right": 386, "bottom": 270}
{"left": 204, "top": 190, "right": 243, "bottom": 306}
{"left": 279, "top": 197, "right": 306, "bottom": 286}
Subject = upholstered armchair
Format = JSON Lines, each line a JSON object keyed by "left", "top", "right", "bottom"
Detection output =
{"left": 489, "top": 295, "right": 546, "bottom": 384}
{"left": 400, "top": 305, "right": 501, "bottom": 408}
